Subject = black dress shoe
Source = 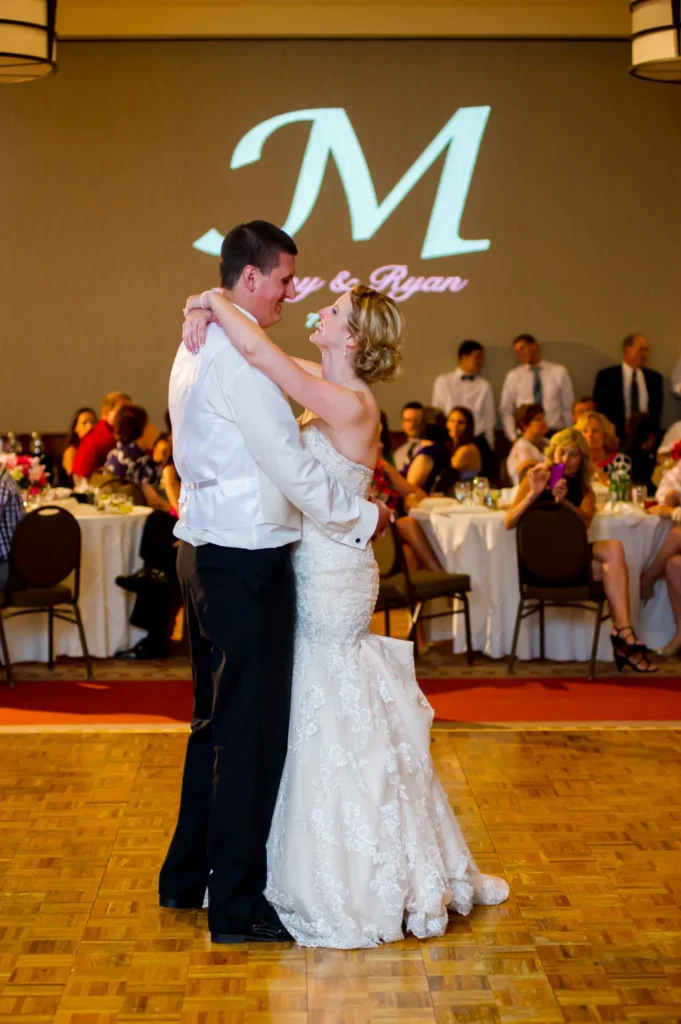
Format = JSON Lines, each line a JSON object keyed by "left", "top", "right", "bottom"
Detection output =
{"left": 115, "top": 568, "right": 169, "bottom": 594}
{"left": 116, "top": 636, "right": 171, "bottom": 660}
{"left": 211, "top": 916, "right": 294, "bottom": 944}
{"left": 159, "top": 894, "right": 204, "bottom": 910}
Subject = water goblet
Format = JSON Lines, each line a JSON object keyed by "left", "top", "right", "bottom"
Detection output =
{"left": 454, "top": 482, "right": 467, "bottom": 504}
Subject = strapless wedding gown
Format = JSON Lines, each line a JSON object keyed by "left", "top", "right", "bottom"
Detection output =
{"left": 263, "top": 425, "right": 509, "bottom": 948}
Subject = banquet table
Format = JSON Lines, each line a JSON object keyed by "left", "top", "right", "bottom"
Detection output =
{"left": 1, "top": 501, "right": 152, "bottom": 664}
{"left": 410, "top": 500, "right": 676, "bottom": 662}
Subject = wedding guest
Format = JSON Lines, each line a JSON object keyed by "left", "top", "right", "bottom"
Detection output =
{"left": 640, "top": 510, "right": 681, "bottom": 657}
{"left": 572, "top": 396, "right": 596, "bottom": 423}
{"left": 115, "top": 444, "right": 182, "bottom": 660}
{"left": 432, "top": 340, "right": 496, "bottom": 449}
{"left": 593, "top": 333, "right": 663, "bottom": 484}
{"left": 505, "top": 428, "right": 657, "bottom": 673}
{"left": 372, "top": 414, "right": 443, "bottom": 573}
{"left": 500, "top": 334, "right": 574, "bottom": 442}
{"left": 104, "top": 404, "right": 168, "bottom": 510}
{"left": 0, "top": 464, "right": 23, "bottom": 589}
{"left": 671, "top": 354, "right": 681, "bottom": 398}
{"left": 393, "top": 402, "right": 424, "bottom": 471}
{"left": 506, "top": 403, "right": 548, "bottom": 486}
{"left": 72, "top": 391, "right": 131, "bottom": 481}
{"left": 575, "top": 411, "right": 619, "bottom": 485}
{"left": 152, "top": 410, "right": 173, "bottom": 468}
{"left": 658, "top": 419, "right": 681, "bottom": 460}
{"left": 402, "top": 407, "right": 451, "bottom": 493}
{"left": 61, "top": 407, "right": 97, "bottom": 481}
{"left": 446, "top": 407, "right": 482, "bottom": 481}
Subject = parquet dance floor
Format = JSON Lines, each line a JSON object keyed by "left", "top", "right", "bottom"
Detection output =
{"left": 0, "top": 727, "right": 680, "bottom": 1023}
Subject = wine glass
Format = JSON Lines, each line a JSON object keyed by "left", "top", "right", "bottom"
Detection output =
{"left": 473, "top": 476, "right": 489, "bottom": 506}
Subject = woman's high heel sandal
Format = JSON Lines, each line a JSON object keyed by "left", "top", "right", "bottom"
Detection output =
{"left": 610, "top": 626, "right": 658, "bottom": 674}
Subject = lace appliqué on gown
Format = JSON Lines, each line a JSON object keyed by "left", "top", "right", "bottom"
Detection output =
{"left": 264, "top": 426, "right": 509, "bottom": 948}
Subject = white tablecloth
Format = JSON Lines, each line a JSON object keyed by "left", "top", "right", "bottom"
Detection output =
{"left": 1, "top": 502, "right": 152, "bottom": 663}
{"left": 411, "top": 503, "right": 676, "bottom": 662}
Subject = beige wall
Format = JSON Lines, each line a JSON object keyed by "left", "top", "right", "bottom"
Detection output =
{"left": 1, "top": 38, "right": 680, "bottom": 436}
{"left": 57, "top": 2, "right": 630, "bottom": 40}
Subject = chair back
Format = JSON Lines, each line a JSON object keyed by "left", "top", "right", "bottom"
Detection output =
{"left": 373, "top": 521, "right": 402, "bottom": 578}
{"left": 516, "top": 503, "right": 591, "bottom": 587}
{"left": 5, "top": 506, "right": 82, "bottom": 598}
{"left": 98, "top": 479, "right": 147, "bottom": 506}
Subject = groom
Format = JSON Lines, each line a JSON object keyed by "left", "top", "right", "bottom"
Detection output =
{"left": 160, "top": 220, "right": 390, "bottom": 943}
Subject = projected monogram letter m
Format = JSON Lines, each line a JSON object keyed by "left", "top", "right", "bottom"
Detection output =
{"left": 193, "top": 106, "right": 491, "bottom": 260}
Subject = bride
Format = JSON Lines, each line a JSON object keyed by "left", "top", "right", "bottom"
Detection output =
{"left": 183, "top": 283, "right": 509, "bottom": 948}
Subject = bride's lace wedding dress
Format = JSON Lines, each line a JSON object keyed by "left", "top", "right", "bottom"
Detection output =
{"left": 264, "top": 425, "right": 509, "bottom": 949}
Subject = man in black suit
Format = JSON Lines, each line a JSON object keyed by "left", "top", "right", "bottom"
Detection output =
{"left": 593, "top": 333, "right": 663, "bottom": 485}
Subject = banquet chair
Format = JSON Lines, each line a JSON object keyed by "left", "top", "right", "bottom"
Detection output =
{"left": 0, "top": 506, "right": 93, "bottom": 687}
{"left": 508, "top": 503, "right": 609, "bottom": 680}
{"left": 98, "top": 479, "right": 146, "bottom": 505}
{"left": 374, "top": 523, "right": 473, "bottom": 662}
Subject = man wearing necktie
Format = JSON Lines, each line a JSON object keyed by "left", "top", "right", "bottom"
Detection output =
{"left": 499, "top": 334, "right": 574, "bottom": 443}
{"left": 593, "top": 333, "right": 663, "bottom": 485}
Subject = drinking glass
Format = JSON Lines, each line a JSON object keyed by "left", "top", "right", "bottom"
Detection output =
{"left": 454, "top": 482, "right": 467, "bottom": 504}
{"left": 632, "top": 485, "right": 647, "bottom": 509}
{"left": 473, "top": 476, "right": 489, "bottom": 506}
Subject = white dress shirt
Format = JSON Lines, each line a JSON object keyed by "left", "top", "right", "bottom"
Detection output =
{"left": 500, "top": 360, "right": 575, "bottom": 441}
{"left": 506, "top": 437, "right": 545, "bottom": 486}
{"left": 432, "top": 369, "right": 496, "bottom": 447}
{"left": 169, "top": 319, "right": 378, "bottom": 551}
{"left": 621, "top": 362, "right": 649, "bottom": 418}
{"left": 670, "top": 355, "right": 681, "bottom": 398}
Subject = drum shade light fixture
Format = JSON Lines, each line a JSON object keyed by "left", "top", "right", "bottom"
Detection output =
{"left": 0, "top": 0, "right": 57, "bottom": 82}
{"left": 631, "top": 0, "right": 681, "bottom": 82}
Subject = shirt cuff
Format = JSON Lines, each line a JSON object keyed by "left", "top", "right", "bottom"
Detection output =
{"left": 326, "top": 498, "right": 379, "bottom": 549}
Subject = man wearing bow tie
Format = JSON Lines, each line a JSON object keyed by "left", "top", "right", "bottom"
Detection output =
{"left": 432, "top": 340, "right": 496, "bottom": 449}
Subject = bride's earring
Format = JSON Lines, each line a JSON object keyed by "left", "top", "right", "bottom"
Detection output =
{"left": 343, "top": 346, "right": 348, "bottom": 359}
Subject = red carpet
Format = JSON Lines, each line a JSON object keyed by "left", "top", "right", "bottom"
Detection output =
{"left": 0, "top": 676, "right": 680, "bottom": 725}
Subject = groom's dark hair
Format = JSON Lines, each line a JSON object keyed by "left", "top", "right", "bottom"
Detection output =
{"left": 219, "top": 220, "right": 298, "bottom": 289}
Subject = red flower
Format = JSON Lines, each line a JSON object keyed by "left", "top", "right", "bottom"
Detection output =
{"left": 672, "top": 439, "right": 681, "bottom": 462}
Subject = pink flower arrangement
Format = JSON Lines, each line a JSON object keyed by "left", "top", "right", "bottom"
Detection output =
{"left": 6, "top": 454, "right": 48, "bottom": 496}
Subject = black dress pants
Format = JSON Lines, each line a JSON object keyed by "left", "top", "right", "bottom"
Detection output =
{"left": 129, "top": 510, "right": 182, "bottom": 639}
{"left": 159, "top": 540, "right": 295, "bottom": 934}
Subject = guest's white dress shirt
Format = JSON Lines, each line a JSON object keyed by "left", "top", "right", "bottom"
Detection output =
{"left": 432, "top": 369, "right": 496, "bottom": 447}
{"left": 506, "top": 437, "right": 545, "bottom": 486}
{"left": 499, "top": 360, "right": 574, "bottom": 441}
{"left": 169, "top": 319, "right": 378, "bottom": 550}
{"left": 670, "top": 356, "right": 681, "bottom": 398}
{"left": 621, "top": 362, "right": 649, "bottom": 418}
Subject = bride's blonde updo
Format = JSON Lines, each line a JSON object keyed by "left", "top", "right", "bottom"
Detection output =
{"left": 347, "top": 284, "right": 404, "bottom": 385}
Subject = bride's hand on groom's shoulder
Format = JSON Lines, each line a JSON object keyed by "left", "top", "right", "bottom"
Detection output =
{"left": 182, "top": 308, "right": 213, "bottom": 355}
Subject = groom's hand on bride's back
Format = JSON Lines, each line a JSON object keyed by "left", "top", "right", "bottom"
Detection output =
{"left": 182, "top": 309, "right": 213, "bottom": 355}
{"left": 371, "top": 498, "right": 395, "bottom": 540}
